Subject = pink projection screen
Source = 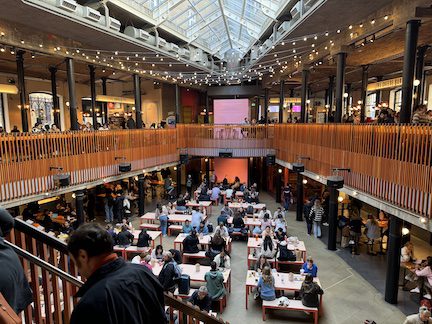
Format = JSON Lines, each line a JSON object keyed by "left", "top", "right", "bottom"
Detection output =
{"left": 213, "top": 99, "right": 249, "bottom": 124}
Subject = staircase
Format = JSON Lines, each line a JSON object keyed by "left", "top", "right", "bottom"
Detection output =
{"left": 6, "top": 219, "right": 229, "bottom": 324}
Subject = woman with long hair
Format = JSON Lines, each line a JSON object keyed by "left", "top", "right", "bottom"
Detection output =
{"left": 260, "top": 235, "right": 276, "bottom": 259}
{"left": 257, "top": 266, "right": 276, "bottom": 301}
{"left": 254, "top": 254, "right": 270, "bottom": 272}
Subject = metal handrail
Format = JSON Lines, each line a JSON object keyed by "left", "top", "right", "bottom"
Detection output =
{"left": 3, "top": 239, "right": 83, "bottom": 288}
{"left": 14, "top": 218, "right": 69, "bottom": 254}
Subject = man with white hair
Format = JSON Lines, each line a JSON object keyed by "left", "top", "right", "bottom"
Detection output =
{"left": 157, "top": 251, "right": 177, "bottom": 292}
{"left": 403, "top": 306, "right": 432, "bottom": 324}
{"left": 188, "top": 286, "right": 212, "bottom": 312}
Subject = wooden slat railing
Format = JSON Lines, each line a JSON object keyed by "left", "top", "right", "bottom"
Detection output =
{"left": 6, "top": 220, "right": 229, "bottom": 324}
{"left": 1, "top": 124, "right": 431, "bottom": 218}
{"left": 0, "top": 129, "right": 178, "bottom": 202}
{"left": 274, "top": 124, "right": 432, "bottom": 218}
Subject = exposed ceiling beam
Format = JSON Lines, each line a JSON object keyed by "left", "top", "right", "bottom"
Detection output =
{"left": 217, "top": 0, "right": 234, "bottom": 50}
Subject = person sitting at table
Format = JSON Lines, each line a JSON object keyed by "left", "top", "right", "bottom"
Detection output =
{"left": 41, "top": 210, "right": 54, "bottom": 231}
{"left": 183, "top": 230, "right": 200, "bottom": 254}
{"left": 158, "top": 251, "right": 177, "bottom": 293}
{"left": 220, "top": 203, "right": 233, "bottom": 217}
{"left": 120, "top": 217, "right": 133, "bottom": 231}
{"left": 225, "top": 187, "right": 234, "bottom": 201}
{"left": 188, "top": 286, "right": 212, "bottom": 312}
{"left": 260, "top": 235, "right": 276, "bottom": 259}
{"left": 215, "top": 222, "right": 229, "bottom": 238}
{"left": 258, "top": 206, "right": 271, "bottom": 220}
{"left": 191, "top": 207, "right": 204, "bottom": 229}
{"left": 273, "top": 207, "right": 285, "bottom": 220}
{"left": 140, "top": 254, "right": 153, "bottom": 271}
{"left": 274, "top": 214, "right": 287, "bottom": 233}
{"left": 182, "top": 219, "right": 193, "bottom": 234}
{"left": 106, "top": 223, "right": 117, "bottom": 243}
{"left": 205, "top": 261, "right": 226, "bottom": 301}
{"left": 159, "top": 206, "right": 169, "bottom": 237}
{"left": 249, "top": 186, "right": 259, "bottom": 203}
{"left": 166, "top": 201, "right": 175, "bottom": 214}
{"left": 257, "top": 266, "right": 276, "bottom": 301}
{"left": 302, "top": 257, "right": 318, "bottom": 277}
{"left": 207, "top": 232, "right": 226, "bottom": 259}
{"left": 217, "top": 211, "right": 228, "bottom": 227}
{"left": 275, "top": 227, "right": 287, "bottom": 242}
{"left": 61, "top": 221, "right": 73, "bottom": 235}
{"left": 276, "top": 241, "right": 296, "bottom": 261}
{"left": 408, "top": 256, "right": 432, "bottom": 298}
{"left": 401, "top": 242, "right": 415, "bottom": 263}
{"left": 261, "top": 225, "right": 274, "bottom": 239}
{"left": 230, "top": 212, "right": 247, "bottom": 235}
{"left": 255, "top": 255, "right": 271, "bottom": 272}
{"left": 260, "top": 214, "right": 272, "bottom": 233}
{"left": 211, "top": 186, "right": 221, "bottom": 204}
{"left": 213, "top": 250, "right": 231, "bottom": 269}
{"left": 252, "top": 225, "right": 262, "bottom": 236}
{"left": 131, "top": 252, "right": 148, "bottom": 264}
{"left": 117, "top": 225, "right": 134, "bottom": 247}
{"left": 222, "top": 177, "right": 229, "bottom": 189}
{"left": 198, "top": 221, "right": 209, "bottom": 235}
{"left": 151, "top": 244, "right": 165, "bottom": 261}
{"left": 176, "top": 194, "right": 187, "bottom": 211}
{"left": 300, "top": 274, "right": 324, "bottom": 308}
{"left": 137, "top": 228, "right": 151, "bottom": 248}
{"left": 231, "top": 177, "right": 241, "bottom": 191}
{"left": 237, "top": 207, "right": 246, "bottom": 218}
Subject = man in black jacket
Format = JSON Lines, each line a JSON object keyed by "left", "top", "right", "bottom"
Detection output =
{"left": 117, "top": 225, "right": 134, "bottom": 247}
{"left": 158, "top": 251, "right": 177, "bottom": 292}
{"left": 183, "top": 230, "right": 200, "bottom": 253}
{"left": 188, "top": 286, "right": 212, "bottom": 312}
{"left": 0, "top": 209, "right": 33, "bottom": 314}
{"left": 68, "top": 223, "right": 165, "bottom": 324}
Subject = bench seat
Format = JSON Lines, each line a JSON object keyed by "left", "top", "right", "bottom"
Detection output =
{"left": 182, "top": 251, "right": 207, "bottom": 263}
{"left": 168, "top": 225, "right": 183, "bottom": 236}
{"left": 262, "top": 299, "right": 318, "bottom": 323}
{"left": 139, "top": 223, "right": 161, "bottom": 230}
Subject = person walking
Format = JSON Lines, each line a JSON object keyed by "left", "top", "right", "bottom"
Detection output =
{"left": 310, "top": 199, "right": 324, "bottom": 238}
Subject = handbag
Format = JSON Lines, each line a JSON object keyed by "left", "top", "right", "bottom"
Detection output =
{"left": 0, "top": 293, "right": 22, "bottom": 324}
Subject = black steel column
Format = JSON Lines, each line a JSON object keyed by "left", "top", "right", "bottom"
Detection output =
{"left": 400, "top": 20, "right": 421, "bottom": 123}
{"left": 205, "top": 159, "right": 210, "bottom": 184}
{"left": 385, "top": 216, "right": 402, "bottom": 304}
{"left": 264, "top": 88, "right": 269, "bottom": 123}
{"left": 175, "top": 84, "right": 180, "bottom": 124}
{"left": 279, "top": 80, "right": 284, "bottom": 123}
{"left": 276, "top": 169, "right": 282, "bottom": 203}
{"left": 345, "top": 83, "right": 351, "bottom": 115}
{"left": 296, "top": 173, "right": 303, "bottom": 221}
{"left": 138, "top": 174, "right": 145, "bottom": 216}
{"left": 205, "top": 92, "right": 209, "bottom": 124}
{"left": 49, "top": 67, "right": 60, "bottom": 130}
{"left": 335, "top": 52, "right": 347, "bottom": 123}
{"left": 289, "top": 89, "right": 294, "bottom": 122}
{"left": 16, "top": 50, "right": 29, "bottom": 132}
{"left": 327, "top": 187, "right": 339, "bottom": 250}
{"left": 176, "top": 164, "right": 182, "bottom": 197}
{"left": 375, "top": 76, "right": 383, "bottom": 106}
{"left": 300, "top": 69, "right": 309, "bottom": 123}
{"left": 414, "top": 45, "right": 428, "bottom": 107}
{"left": 66, "top": 58, "right": 78, "bottom": 131}
{"left": 328, "top": 76, "right": 335, "bottom": 122}
{"left": 89, "top": 65, "right": 97, "bottom": 130}
{"left": 133, "top": 74, "right": 143, "bottom": 128}
{"left": 75, "top": 190, "right": 85, "bottom": 226}
{"left": 101, "top": 77, "right": 108, "bottom": 124}
{"left": 360, "top": 65, "right": 369, "bottom": 123}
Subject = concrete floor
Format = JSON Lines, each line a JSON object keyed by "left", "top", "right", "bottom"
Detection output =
{"left": 131, "top": 190, "right": 406, "bottom": 324}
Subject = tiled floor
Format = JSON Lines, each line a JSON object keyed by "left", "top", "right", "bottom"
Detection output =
{"left": 129, "top": 190, "right": 406, "bottom": 324}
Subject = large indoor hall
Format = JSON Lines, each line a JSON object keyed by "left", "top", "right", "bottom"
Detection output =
{"left": 0, "top": 0, "right": 431, "bottom": 324}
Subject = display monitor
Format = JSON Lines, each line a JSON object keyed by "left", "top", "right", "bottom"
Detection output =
{"left": 213, "top": 99, "right": 249, "bottom": 124}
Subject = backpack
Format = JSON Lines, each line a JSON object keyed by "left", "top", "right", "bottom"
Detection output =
{"left": 171, "top": 261, "right": 182, "bottom": 280}
{"left": 246, "top": 205, "right": 254, "bottom": 215}
{"left": 278, "top": 245, "right": 296, "bottom": 261}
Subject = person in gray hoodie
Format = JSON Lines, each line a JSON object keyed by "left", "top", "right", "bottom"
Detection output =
{"left": 204, "top": 261, "right": 226, "bottom": 300}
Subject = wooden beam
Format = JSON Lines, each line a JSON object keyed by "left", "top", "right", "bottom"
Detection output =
{"left": 415, "top": 6, "right": 432, "bottom": 17}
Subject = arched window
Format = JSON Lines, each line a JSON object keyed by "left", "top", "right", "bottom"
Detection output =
{"left": 29, "top": 92, "right": 54, "bottom": 128}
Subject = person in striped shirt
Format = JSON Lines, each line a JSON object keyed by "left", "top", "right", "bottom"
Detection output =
{"left": 310, "top": 199, "right": 324, "bottom": 238}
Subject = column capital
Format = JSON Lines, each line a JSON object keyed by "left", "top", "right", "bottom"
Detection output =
{"left": 330, "top": 46, "right": 349, "bottom": 56}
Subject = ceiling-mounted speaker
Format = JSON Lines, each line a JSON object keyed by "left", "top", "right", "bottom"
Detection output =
{"left": 180, "top": 154, "right": 188, "bottom": 164}
{"left": 219, "top": 152, "right": 233, "bottom": 158}
{"left": 53, "top": 173, "right": 70, "bottom": 187}
{"left": 292, "top": 163, "right": 304, "bottom": 173}
{"left": 119, "top": 162, "right": 131, "bottom": 173}
{"left": 266, "top": 154, "right": 276, "bottom": 165}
